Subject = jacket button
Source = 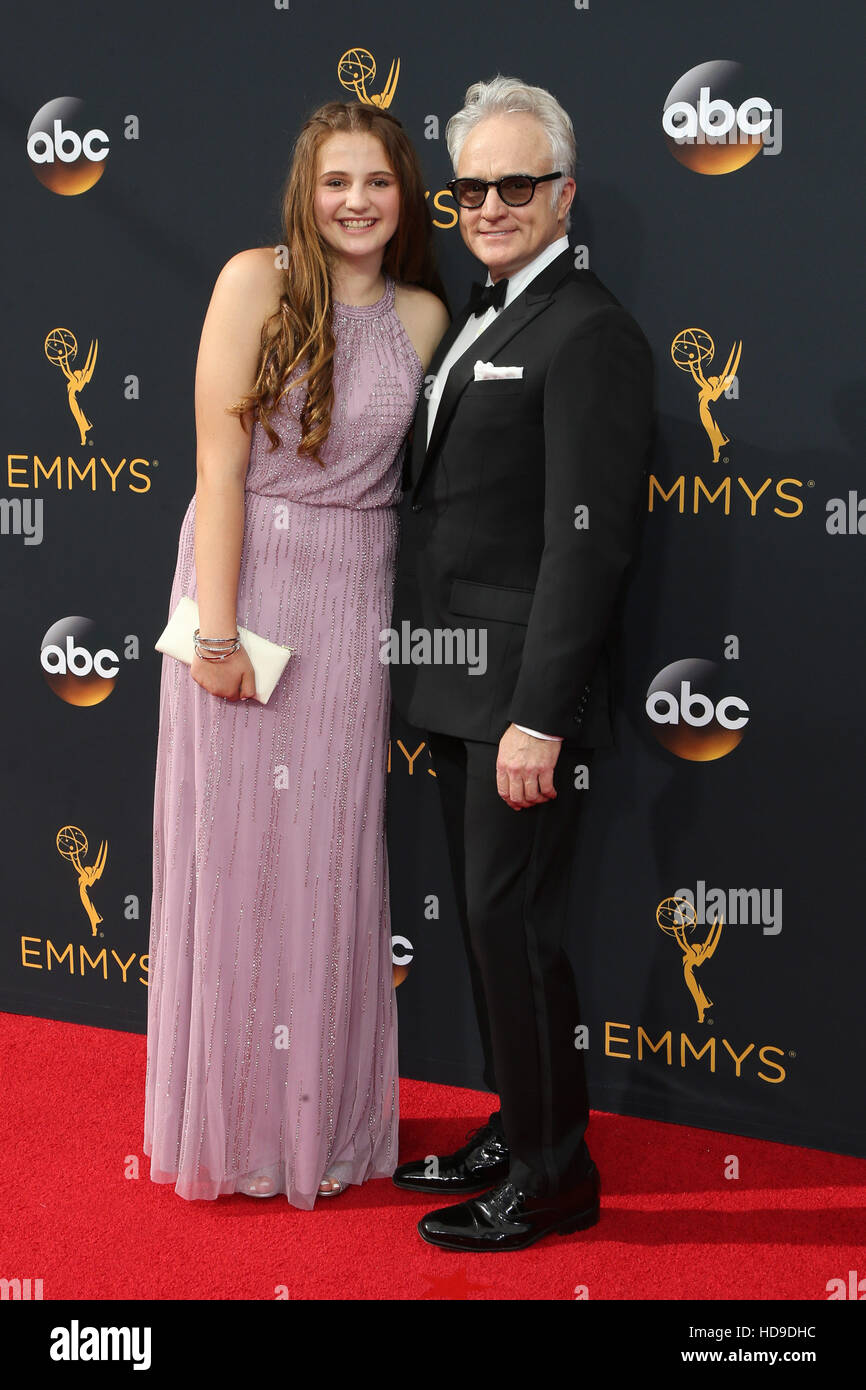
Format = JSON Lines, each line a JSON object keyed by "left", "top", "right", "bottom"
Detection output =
{"left": 412, "top": 502, "right": 423, "bottom": 512}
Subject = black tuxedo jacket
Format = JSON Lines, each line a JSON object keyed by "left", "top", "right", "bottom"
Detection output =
{"left": 389, "top": 245, "right": 655, "bottom": 746}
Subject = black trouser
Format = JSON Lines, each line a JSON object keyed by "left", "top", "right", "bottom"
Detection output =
{"left": 426, "top": 731, "right": 594, "bottom": 1197}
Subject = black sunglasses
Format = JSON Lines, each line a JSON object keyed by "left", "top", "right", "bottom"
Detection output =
{"left": 446, "top": 171, "right": 563, "bottom": 209}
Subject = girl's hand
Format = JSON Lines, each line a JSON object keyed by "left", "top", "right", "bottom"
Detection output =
{"left": 191, "top": 645, "right": 258, "bottom": 701}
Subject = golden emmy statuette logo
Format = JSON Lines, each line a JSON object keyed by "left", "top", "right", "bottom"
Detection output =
{"left": 45, "top": 327, "right": 98, "bottom": 445}
{"left": 57, "top": 824, "right": 107, "bottom": 935}
{"left": 657, "top": 895, "right": 723, "bottom": 1023}
{"left": 671, "top": 328, "right": 741, "bottom": 463}
{"left": 337, "top": 47, "right": 400, "bottom": 108}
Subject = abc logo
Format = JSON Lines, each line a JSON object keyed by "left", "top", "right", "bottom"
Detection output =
{"left": 391, "top": 934, "right": 414, "bottom": 987}
{"left": 662, "top": 61, "right": 773, "bottom": 175}
{"left": 41, "top": 616, "right": 119, "bottom": 706}
{"left": 27, "top": 97, "right": 109, "bottom": 195}
{"left": 646, "top": 658, "right": 749, "bottom": 761}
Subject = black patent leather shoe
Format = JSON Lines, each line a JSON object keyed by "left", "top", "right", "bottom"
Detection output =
{"left": 417, "top": 1166, "right": 600, "bottom": 1252}
{"left": 392, "top": 1122, "right": 510, "bottom": 1193}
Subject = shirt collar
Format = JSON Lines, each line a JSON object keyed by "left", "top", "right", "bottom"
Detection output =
{"left": 485, "top": 235, "right": 570, "bottom": 307}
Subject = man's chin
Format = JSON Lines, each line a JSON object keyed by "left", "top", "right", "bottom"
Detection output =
{"left": 469, "top": 238, "right": 519, "bottom": 275}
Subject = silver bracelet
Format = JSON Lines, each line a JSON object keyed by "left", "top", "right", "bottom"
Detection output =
{"left": 194, "top": 642, "right": 241, "bottom": 662}
{"left": 194, "top": 628, "right": 241, "bottom": 661}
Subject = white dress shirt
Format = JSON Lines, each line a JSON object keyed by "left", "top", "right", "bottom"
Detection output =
{"left": 426, "top": 235, "right": 571, "bottom": 742}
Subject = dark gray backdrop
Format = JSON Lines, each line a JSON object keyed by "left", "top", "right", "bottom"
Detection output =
{"left": 1, "top": 0, "right": 863, "bottom": 1157}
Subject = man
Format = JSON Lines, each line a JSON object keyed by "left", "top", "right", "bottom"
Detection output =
{"left": 388, "top": 75, "right": 654, "bottom": 1251}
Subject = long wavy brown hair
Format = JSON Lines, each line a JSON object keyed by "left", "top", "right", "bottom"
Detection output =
{"left": 230, "top": 101, "right": 447, "bottom": 465}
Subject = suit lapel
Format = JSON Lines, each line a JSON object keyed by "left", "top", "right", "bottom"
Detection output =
{"left": 410, "top": 247, "right": 574, "bottom": 498}
{"left": 405, "top": 302, "right": 474, "bottom": 489}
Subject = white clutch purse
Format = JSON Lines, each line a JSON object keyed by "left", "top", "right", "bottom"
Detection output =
{"left": 155, "top": 595, "right": 294, "bottom": 704}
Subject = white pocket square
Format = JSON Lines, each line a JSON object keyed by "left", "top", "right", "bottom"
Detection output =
{"left": 473, "top": 360, "right": 524, "bottom": 380}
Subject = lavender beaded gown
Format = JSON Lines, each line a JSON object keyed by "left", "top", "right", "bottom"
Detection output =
{"left": 144, "top": 273, "right": 424, "bottom": 1208}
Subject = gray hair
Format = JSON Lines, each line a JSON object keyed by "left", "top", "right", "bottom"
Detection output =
{"left": 445, "top": 75, "right": 578, "bottom": 227}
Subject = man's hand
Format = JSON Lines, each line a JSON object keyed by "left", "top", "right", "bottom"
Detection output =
{"left": 495, "top": 724, "right": 562, "bottom": 810}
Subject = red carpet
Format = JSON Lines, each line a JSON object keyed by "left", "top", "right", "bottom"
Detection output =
{"left": 2, "top": 1011, "right": 865, "bottom": 1300}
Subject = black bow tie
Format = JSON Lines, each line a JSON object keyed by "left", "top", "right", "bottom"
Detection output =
{"left": 469, "top": 277, "right": 509, "bottom": 317}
